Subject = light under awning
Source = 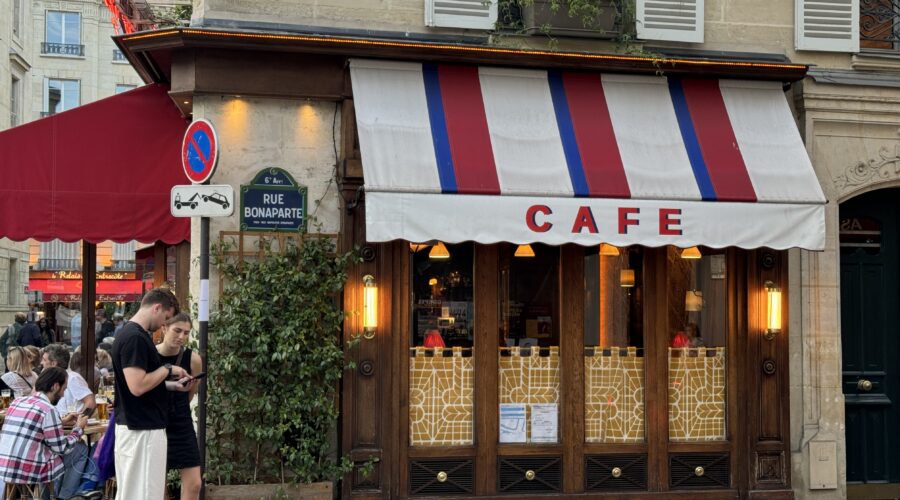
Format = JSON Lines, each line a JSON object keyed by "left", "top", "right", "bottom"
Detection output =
{"left": 350, "top": 59, "right": 826, "bottom": 250}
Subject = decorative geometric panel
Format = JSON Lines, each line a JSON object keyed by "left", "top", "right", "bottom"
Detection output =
{"left": 498, "top": 347, "right": 560, "bottom": 443}
{"left": 584, "top": 347, "right": 645, "bottom": 443}
{"left": 668, "top": 347, "right": 726, "bottom": 441}
{"left": 409, "top": 347, "right": 473, "bottom": 446}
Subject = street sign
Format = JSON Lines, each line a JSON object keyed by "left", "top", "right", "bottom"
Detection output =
{"left": 170, "top": 184, "right": 235, "bottom": 217}
{"left": 181, "top": 119, "right": 219, "bottom": 184}
{"left": 240, "top": 168, "right": 307, "bottom": 232}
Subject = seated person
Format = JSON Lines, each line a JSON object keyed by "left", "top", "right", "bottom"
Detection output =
{"left": 41, "top": 344, "right": 96, "bottom": 415}
{"left": 0, "top": 367, "right": 88, "bottom": 497}
{"left": 1, "top": 346, "right": 37, "bottom": 398}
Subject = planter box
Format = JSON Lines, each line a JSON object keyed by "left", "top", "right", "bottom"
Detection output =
{"left": 522, "top": 0, "right": 622, "bottom": 38}
{"left": 206, "top": 482, "right": 332, "bottom": 500}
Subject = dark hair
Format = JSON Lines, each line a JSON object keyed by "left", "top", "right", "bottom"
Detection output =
{"left": 35, "top": 367, "right": 67, "bottom": 393}
{"left": 141, "top": 288, "right": 180, "bottom": 315}
{"left": 165, "top": 313, "right": 192, "bottom": 327}
{"left": 69, "top": 351, "right": 83, "bottom": 372}
{"left": 43, "top": 343, "right": 71, "bottom": 368}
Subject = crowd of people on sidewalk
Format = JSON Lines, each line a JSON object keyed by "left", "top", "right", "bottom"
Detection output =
{"left": 0, "top": 288, "right": 203, "bottom": 500}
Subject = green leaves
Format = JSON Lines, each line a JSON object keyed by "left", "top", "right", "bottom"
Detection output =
{"left": 206, "top": 236, "right": 359, "bottom": 485}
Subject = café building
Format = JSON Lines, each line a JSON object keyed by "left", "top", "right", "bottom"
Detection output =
{"left": 118, "top": 28, "right": 825, "bottom": 499}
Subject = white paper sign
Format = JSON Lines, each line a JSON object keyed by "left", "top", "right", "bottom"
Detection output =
{"left": 499, "top": 404, "right": 527, "bottom": 443}
{"left": 530, "top": 404, "right": 558, "bottom": 443}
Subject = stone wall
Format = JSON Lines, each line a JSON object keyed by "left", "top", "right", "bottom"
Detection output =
{"left": 0, "top": 239, "right": 31, "bottom": 326}
{"left": 189, "top": 96, "right": 343, "bottom": 305}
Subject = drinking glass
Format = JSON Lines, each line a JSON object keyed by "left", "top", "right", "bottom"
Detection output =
{"left": 1, "top": 389, "right": 10, "bottom": 409}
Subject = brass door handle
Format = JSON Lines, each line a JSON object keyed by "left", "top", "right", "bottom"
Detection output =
{"left": 858, "top": 379, "right": 873, "bottom": 392}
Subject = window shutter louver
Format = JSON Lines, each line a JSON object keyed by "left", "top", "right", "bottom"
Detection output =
{"left": 636, "top": 0, "right": 704, "bottom": 43}
{"left": 425, "top": 0, "right": 498, "bottom": 30}
{"left": 795, "top": 0, "right": 859, "bottom": 52}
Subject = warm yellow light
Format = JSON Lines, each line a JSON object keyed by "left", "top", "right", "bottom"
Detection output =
{"left": 685, "top": 290, "right": 703, "bottom": 312}
{"left": 620, "top": 269, "right": 635, "bottom": 288}
{"left": 428, "top": 277, "right": 438, "bottom": 286}
{"left": 599, "top": 243, "right": 620, "bottom": 257}
{"left": 409, "top": 242, "right": 430, "bottom": 253}
{"left": 765, "top": 281, "right": 782, "bottom": 340}
{"left": 514, "top": 244, "right": 535, "bottom": 258}
{"left": 362, "top": 275, "right": 377, "bottom": 332}
{"left": 429, "top": 242, "right": 450, "bottom": 260}
{"left": 681, "top": 246, "right": 702, "bottom": 259}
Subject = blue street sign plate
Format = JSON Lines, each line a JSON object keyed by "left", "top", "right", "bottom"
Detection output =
{"left": 240, "top": 168, "right": 307, "bottom": 232}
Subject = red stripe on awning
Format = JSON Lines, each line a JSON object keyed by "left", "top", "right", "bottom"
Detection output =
{"left": 438, "top": 65, "right": 500, "bottom": 195}
{"left": 562, "top": 73, "right": 630, "bottom": 198}
{"left": 681, "top": 79, "right": 757, "bottom": 202}
{"left": 0, "top": 84, "right": 190, "bottom": 243}
{"left": 29, "top": 279, "right": 143, "bottom": 295}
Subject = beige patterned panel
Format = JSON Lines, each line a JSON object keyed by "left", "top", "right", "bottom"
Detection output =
{"left": 409, "top": 347, "right": 473, "bottom": 446}
{"left": 498, "top": 347, "right": 560, "bottom": 442}
{"left": 668, "top": 347, "right": 726, "bottom": 441}
{"left": 584, "top": 347, "right": 645, "bottom": 443}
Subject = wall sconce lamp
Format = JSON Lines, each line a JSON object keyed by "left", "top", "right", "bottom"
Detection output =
{"left": 361, "top": 274, "right": 377, "bottom": 340}
{"left": 765, "top": 281, "right": 781, "bottom": 341}
{"left": 685, "top": 290, "right": 703, "bottom": 312}
{"left": 620, "top": 269, "right": 635, "bottom": 288}
{"left": 429, "top": 242, "right": 450, "bottom": 260}
{"left": 680, "top": 246, "right": 702, "bottom": 259}
{"left": 514, "top": 244, "right": 535, "bottom": 258}
{"left": 599, "top": 243, "right": 620, "bottom": 257}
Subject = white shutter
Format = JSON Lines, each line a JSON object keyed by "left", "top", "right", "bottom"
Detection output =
{"left": 425, "top": 0, "right": 497, "bottom": 30}
{"left": 636, "top": 0, "right": 704, "bottom": 43}
{"left": 795, "top": 0, "right": 859, "bottom": 52}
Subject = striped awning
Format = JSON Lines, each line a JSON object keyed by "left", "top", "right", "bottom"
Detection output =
{"left": 350, "top": 59, "right": 826, "bottom": 250}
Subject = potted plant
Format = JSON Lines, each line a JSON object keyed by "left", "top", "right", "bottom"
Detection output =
{"left": 204, "top": 235, "right": 366, "bottom": 499}
{"left": 506, "top": 0, "right": 631, "bottom": 38}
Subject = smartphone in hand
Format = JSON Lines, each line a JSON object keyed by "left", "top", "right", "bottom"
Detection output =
{"left": 181, "top": 372, "right": 206, "bottom": 386}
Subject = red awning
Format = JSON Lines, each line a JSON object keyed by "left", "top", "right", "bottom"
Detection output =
{"left": 0, "top": 84, "right": 190, "bottom": 244}
{"left": 29, "top": 279, "right": 143, "bottom": 301}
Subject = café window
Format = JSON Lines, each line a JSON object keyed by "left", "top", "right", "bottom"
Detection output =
{"left": 498, "top": 244, "right": 559, "bottom": 444}
{"left": 666, "top": 247, "right": 727, "bottom": 442}
{"left": 409, "top": 242, "right": 474, "bottom": 446}
{"left": 584, "top": 245, "right": 645, "bottom": 443}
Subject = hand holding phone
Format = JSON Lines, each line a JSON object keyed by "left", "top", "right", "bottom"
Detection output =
{"left": 181, "top": 372, "right": 206, "bottom": 386}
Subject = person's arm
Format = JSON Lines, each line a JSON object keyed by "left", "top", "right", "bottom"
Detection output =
{"left": 188, "top": 351, "right": 203, "bottom": 401}
{"left": 43, "top": 408, "right": 85, "bottom": 456}
{"left": 80, "top": 393, "right": 96, "bottom": 411}
{"left": 123, "top": 365, "right": 187, "bottom": 396}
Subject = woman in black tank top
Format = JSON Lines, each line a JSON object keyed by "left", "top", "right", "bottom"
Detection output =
{"left": 157, "top": 313, "right": 203, "bottom": 500}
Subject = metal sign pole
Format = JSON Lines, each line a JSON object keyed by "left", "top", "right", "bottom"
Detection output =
{"left": 198, "top": 215, "right": 209, "bottom": 500}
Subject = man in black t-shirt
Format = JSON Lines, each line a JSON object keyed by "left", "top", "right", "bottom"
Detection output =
{"left": 111, "top": 288, "right": 195, "bottom": 500}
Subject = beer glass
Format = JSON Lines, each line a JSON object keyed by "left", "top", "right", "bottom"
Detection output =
{"left": 95, "top": 395, "right": 108, "bottom": 421}
{"left": 1, "top": 389, "right": 10, "bottom": 409}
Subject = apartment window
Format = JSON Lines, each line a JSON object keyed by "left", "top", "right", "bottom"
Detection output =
{"left": 12, "top": 0, "right": 21, "bottom": 37}
{"left": 10, "top": 77, "right": 19, "bottom": 127}
{"left": 7, "top": 259, "right": 17, "bottom": 306}
{"left": 44, "top": 79, "right": 79, "bottom": 116}
{"left": 861, "top": 0, "right": 900, "bottom": 50}
{"left": 115, "top": 84, "right": 137, "bottom": 94}
{"left": 43, "top": 11, "right": 83, "bottom": 56}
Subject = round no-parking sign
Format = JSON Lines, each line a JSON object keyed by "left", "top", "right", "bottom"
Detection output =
{"left": 181, "top": 119, "right": 219, "bottom": 184}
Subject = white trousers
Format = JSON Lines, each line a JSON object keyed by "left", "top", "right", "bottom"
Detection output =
{"left": 115, "top": 425, "right": 167, "bottom": 500}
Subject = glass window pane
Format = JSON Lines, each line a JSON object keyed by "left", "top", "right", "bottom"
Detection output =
{"left": 667, "top": 247, "right": 727, "bottom": 442}
{"left": 46, "top": 12, "right": 62, "bottom": 43}
{"left": 48, "top": 80, "right": 62, "bottom": 114}
{"left": 584, "top": 245, "right": 645, "bottom": 443}
{"left": 409, "top": 243, "right": 473, "bottom": 446}
{"left": 62, "top": 81, "right": 79, "bottom": 110}
{"left": 64, "top": 13, "right": 80, "bottom": 44}
{"left": 499, "top": 244, "right": 559, "bottom": 444}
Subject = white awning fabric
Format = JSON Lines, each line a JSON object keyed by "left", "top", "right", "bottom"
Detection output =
{"left": 350, "top": 59, "right": 826, "bottom": 250}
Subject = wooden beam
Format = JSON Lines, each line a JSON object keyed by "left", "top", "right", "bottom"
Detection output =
{"left": 81, "top": 242, "right": 97, "bottom": 392}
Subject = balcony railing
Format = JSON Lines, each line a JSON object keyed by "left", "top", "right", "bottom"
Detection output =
{"left": 41, "top": 42, "right": 84, "bottom": 56}
{"left": 34, "top": 259, "right": 81, "bottom": 271}
{"left": 113, "top": 49, "right": 126, "bottom": 61}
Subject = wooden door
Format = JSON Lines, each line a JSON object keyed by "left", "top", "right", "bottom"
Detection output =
{"left": 840, "top": 188, "right": 900, "bottom": 489}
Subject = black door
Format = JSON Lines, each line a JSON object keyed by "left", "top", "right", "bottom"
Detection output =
{"left": 840, "top": 188, "right": 900, "bottom": 489}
